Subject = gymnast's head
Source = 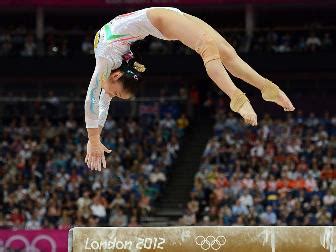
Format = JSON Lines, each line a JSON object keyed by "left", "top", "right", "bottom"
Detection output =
{"left": 103, "top": 59, "right": 146, "bottom": 99}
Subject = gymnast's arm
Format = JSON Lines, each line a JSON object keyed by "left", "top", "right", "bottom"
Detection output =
{"left": 98, "top": 89, "right": 112, "bottom": 135}
{"left": 98, "top": 89, "right": 113, "bottom": 134}
{"left": 84, "top": 57, "right": 112, "bottom": 170}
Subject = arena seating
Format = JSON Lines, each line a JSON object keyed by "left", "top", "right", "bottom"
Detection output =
{"left": 0, "top": 25, "right": 334, "bottom": 56}
{"left": 182, "top": 102, "right": 335, "bottom": 226}
{"left": 0, "top": 99, "right": 188, "bottom": 229}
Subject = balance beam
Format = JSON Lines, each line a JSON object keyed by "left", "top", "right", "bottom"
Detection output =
{"left": 68, "top": 226, "right": 335, "bottom": 252}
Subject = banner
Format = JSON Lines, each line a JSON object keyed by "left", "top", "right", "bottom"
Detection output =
{"left": 0, "top": 0, "right": 321, "bottom": 7}
{"left": 0, "top": 229, "right": 68, "bottom": 252}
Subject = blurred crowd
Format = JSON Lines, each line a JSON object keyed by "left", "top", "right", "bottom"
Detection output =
{"left": 250, "top": 31, "right": 334, "bottom": 53}
{"left": 0, "top": 24, "right": 334, "bottom": 57}
{"left": 181, "top": 106, "right": 336, "bottom": 226}
{"left": 0, "top": 100, "right": 189, "bottom": 229}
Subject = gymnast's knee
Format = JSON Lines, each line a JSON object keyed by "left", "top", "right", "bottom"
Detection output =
{"left": 219, "top": 44, "right": 238, "bottom": 64}
{"left": 194, "top": 33, "right": 220, "bottom": 65}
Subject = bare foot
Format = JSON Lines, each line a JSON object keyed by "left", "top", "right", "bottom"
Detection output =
{"left": 275, "top": 90, "right": 295, "bottom": 112}
{"left": 238, "top": 102, "right": 258, "bottom": 126}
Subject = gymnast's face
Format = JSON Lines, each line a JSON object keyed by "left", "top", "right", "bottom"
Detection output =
{"left": 103, "top": 70, "right": 132, "bottom": 99}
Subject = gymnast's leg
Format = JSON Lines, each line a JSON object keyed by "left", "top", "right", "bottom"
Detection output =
{"left": 183, "top": 13, "right": 295, "bottom": 111}
{"left": 149, "top": 9, "right": 257, "bottom": 125}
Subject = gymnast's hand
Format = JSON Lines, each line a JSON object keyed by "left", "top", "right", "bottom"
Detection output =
{"left": 85, "top": 139, "right": 111, "bottom": 171}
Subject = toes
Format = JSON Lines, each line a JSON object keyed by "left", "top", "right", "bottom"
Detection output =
{"left": 244, "top": 115, "right": 257, "bottom": 126}
{"left": 243, "top": 115, "right": 251, "bottom": 125}
{"left": 243, "top": 117, "right": 250, "bottom": 125}
{"left": 280, "top": 92, "right": 295, "bottom": 112}
{"left": 250, "top": 114, "right": 257, "bottom": 126}
{"left": 284, "top": 105, "right": 295, "bottom": 112}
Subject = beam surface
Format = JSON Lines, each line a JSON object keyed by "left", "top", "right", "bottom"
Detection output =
{"left": 69, "top": 226, "right": 335, "bottom": 252}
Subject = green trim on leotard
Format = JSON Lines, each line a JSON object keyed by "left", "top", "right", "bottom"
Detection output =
{"left": 103, "top": 24, "right": 128, "bottom": 41}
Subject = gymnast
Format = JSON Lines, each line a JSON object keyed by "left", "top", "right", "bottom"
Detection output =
{"left": 84, "top": 7, "right": 295, "bottom": 171}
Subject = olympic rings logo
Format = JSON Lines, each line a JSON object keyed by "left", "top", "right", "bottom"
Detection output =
{"left": 0, "top": 234, "right": 57, "bottom": 252}
{"left": 195, "top": 235, "right": 226, "bottom": 250}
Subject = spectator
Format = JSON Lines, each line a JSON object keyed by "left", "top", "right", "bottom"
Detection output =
{"left": 110, "top": 193, "right": 126, "bottom": 209}
{"left": 21, "top": 34, "right": 36, "bottom": 56}
{"left": 180, "top": 209, "right": 196, "bottom": 226}
{"left": 160, "top": 113, "right": 176, "bottom": 129}
{"left": 90, "top": 197, "right": 107, "bottom": 223}
{"left": 77, "top": 191, "right": 92, "bottom": 220}
{"left": 187, "top": 193, "right": 200, "bottom": 214}
{"left": 58, "top": 213, "right": 72, "bottom": 230}
{"left": 239, "top": 190, "right": 254, "bottom": 208}
{"left": 25, "top": 210, "right": 42, "bottom": 230}
{"left": 323, "top": 190, "right": 335, "bottom": 207}
{"left": 88, "top": 215, "right": 99, "bottom": 227}
{"left": 232, "top": 199, "right": 249, "bottom": 216}
{"left": 109, "top": 209, "right": 128, "bottom": 227}
{"left": 128, "top": 216, "right": 139, "bottom": 227}
{"left": 10, "top": 208, "right": 25, "bottom": 228}
{"left": 46, "top": 201, "right": 61, "bottom": 226}
{"left": 274, "top": 41, "right": 291, "bottom": 53}
{"left": 149, "top": 167, "right": 167, "bottom": 185}
{"left": 260, "top": 206, "right": 277, "bottom": 225}
{"left": 177, "top": 113, "right": 189, "bottom": 134}
{"left": 306, "top": 32, "right": 321, "bottom": 52}
{"left": 316, "top": 207, "right": 332, "bottom": 225}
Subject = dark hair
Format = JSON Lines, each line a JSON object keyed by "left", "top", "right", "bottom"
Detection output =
{"left": 116, "top": 58, "right": 146, "bottom": 97}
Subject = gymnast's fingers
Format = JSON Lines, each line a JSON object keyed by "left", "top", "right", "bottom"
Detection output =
{"left": 86, "top": 154, "right": 92, "bottom": 169}
{"left": 91, "top": 155, "right": 98, "bottom": 171}
{"left": 102, "top": 155, "right": 107, "bottom": 169}
{"left": 97, "top": 156, "right": 102, "bottom": 172}
{"left": 94, "top": 154, "right": 102, "bottom": 171}
{"left": 90, "top": 156, "right": 96, "bottom": 171}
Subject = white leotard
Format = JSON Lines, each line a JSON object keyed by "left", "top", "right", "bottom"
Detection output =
{"left": 94, "top": 7, "right": 183, "bottom": 68}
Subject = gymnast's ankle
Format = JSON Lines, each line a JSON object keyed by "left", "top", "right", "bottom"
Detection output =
{"left": 229, "top": 89, "right": 249, "bottom": 113}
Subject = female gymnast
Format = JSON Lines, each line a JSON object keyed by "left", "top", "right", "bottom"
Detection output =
{"left": 85, "top": 7, "right": 295, "bottom": 171}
